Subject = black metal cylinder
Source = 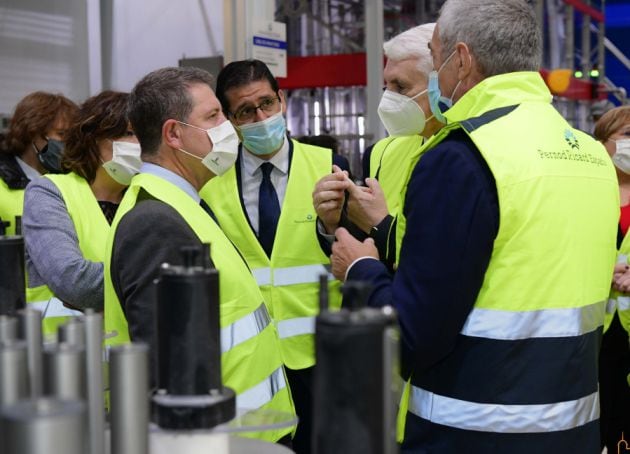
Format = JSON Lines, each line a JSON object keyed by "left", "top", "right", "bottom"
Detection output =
{"left": 0, "top": 236, "right": 26, "bottom": 316}
{"left": 157, "top": 263, "right": 221, "bottom": 395}
{"left": 154, "top": 250, "right": 234, "bottom": 429}
{"left": 312, "top": 306, "right": 400, "bottom": 454}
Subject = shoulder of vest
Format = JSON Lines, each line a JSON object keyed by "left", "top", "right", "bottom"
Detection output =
{"left": 459, "top": 105, "right": 519, "bottom": 133}
{"left": 290, "top": 140, "right": 332, "bottom": 164}
{"left": 374, "top": 136, "right": 397, "bottom": 151}
{"left": 291, "top": 139, "right": 330, "bottom": 154}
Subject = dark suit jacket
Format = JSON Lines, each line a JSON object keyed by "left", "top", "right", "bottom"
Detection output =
{"left": 110, "top": 190, "right": 207, "bottom": 380}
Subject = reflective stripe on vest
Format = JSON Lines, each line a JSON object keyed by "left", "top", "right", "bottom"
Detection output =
{"left": 252, "top": 268, "right": 272, "bottom": 286}
{"left": 221, "top": 303, "right": 271, "bottom": 353}
{"left": 236, "top": 366, "right": 287, "bottom": 410}
{"left": 460, "top": 300, "right": 605, "bottom": 340}
{"left": 408, "top": 385, "right": 599, "bottom": 433}
{"left": 618, "top": 297, "right": 630, "bottom": 311}
{"left": 29, "top": 298, "right": 83, "bottom": 318}
{"left": 276, "top": 316, "right": 315, "bottom": 339}
{"left": 252, "top": 264, "right": 333, "bottom": 287}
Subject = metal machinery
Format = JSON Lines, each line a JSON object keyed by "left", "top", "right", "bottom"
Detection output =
{"left": 0, "top": 236, "right": 401, "bottom": 453}
{"left": 0, "top": 243, "right": 298, "bottom": 454}
{"left": 272, "top": 0, "right": 629, "bottom": 178}
{"left": 537, "top": 0, "right": 628, "bottom": 130}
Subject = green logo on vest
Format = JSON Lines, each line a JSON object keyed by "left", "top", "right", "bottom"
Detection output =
{"left": 564, "top": 129, "right": 580, "bottom": 151}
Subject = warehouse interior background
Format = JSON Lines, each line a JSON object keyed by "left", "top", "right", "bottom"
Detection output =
{"left": 0, "top": 0, "right": 628, "bottom": 176}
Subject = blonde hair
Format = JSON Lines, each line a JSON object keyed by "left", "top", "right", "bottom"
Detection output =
{"left": 593, "top": 105, "right": 630, "bottom": 142}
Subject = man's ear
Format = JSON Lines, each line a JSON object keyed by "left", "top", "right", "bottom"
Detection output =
{"left": 163, "top": 119, "right": 183, "bottom": 150}
{"left": 279, "top": 89, "right": 287, "bottom": 115}
{"left": 455, "top": 42, "right": 474, "bottom": 81}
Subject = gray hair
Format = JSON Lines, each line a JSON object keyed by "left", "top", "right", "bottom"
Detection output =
{"left": 383, "top": 23, "right": 435, "bottom": 75}
{"left": 438, "top": 0, "right": 541, "bottom": 77}
{"left": 127, "top": 66, "right": 214, "bottom": 156}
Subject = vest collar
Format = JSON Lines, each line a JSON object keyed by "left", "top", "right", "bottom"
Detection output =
{"left": 0, "top": 154, "right": 31, "bottom": 189}
{"left": 445, "top": 72, "right": 552, "bottom": 124}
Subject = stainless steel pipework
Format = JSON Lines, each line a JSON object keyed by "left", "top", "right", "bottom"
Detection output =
{"left": 0, "top": 341, "right": 28, "bottom": 407}
{"left": 43, "top": 343, "right": 86, "bottom": 401}
{"left": 84, "top": 309, "right": 105, "bottom": 454}
{"left": 18, "top": 308, "right": 43, "bottom": 398}
{"left": 110, "top": 343, "right": 149, "bottom": 454}
{"left": 0, "top": 398, "right": 86, "bottom": 454}
{"left": 0, "top": 315, "right": 18, "bottom": 343}
{"left": 58, "top": 318, "right": 86, "bottom": 347}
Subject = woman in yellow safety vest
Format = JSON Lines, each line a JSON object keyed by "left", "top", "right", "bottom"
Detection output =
{"left": 0, "top": 91, "right": 78, "bottom": 235}
{"left": 22, "top": 91, "right": 140, "bottom": 336}
{"left": 593, "top": 105, "right": 630, "bottom": 452}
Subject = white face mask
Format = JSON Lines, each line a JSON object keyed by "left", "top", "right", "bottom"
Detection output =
{"left": 177, "top": 120, "right": 240, "bottom": 176}
{"left": 102, "top": 141, "right": 142, "bottom": 185}
{"left": 612, "top": 139, "right": 630, "bottom": 174}
{"left": 377, "top": 89, "right": 430, "bottom": 137}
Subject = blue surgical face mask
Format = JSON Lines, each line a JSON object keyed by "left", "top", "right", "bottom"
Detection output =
{"left": 238, "top": 112, "right": 286, "bottom": 156}
{"left": 428, "top": 51, "right": 461, "bottom": 124}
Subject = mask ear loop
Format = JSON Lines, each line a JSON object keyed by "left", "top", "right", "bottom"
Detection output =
{"left": 449, "top": 50, "right": 473, "bottom": 102}
{"left": 409, "top": 88, "right": 435, "bottom": 123}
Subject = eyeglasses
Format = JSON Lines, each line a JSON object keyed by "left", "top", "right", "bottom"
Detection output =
{"left": 231, "top": 96, "right": 281, "bottom": 123}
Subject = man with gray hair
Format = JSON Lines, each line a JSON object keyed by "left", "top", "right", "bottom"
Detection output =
{"left": 102, "top": 66, "right": 296, "bottom": 444}
{"left": 330, "top": 0, "right": 619, "bottom": 451}
{"left": 313, "top": 23, "right": 439, "bottom": 267}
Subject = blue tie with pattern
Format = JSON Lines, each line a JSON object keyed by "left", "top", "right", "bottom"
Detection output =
{"left": 258, "top": 162, "right": 280, "bottom": 257}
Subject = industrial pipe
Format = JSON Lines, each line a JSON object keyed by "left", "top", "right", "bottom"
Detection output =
{"left": 110, "top": 343, "right": 149, "bottom": 454}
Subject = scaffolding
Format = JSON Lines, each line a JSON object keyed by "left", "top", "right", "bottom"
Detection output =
{"left": 276, "top": 0, "right": 629, "bottom": 176}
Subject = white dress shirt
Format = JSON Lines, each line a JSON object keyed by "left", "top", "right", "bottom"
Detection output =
{"left": 240, "top": 138, "right": 290, "bottom": 234}
{"left": 140, "top": 162, "right": 200, "bottom": 203}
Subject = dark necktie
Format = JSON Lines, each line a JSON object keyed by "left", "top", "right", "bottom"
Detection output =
{"left": 258, "top": 162, "right": 280, "bottom": 257}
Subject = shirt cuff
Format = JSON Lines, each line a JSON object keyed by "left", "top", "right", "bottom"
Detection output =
{"left": 345, "top": 256, "right": 380, "bottom": 281}
{"left": 317, "top": 218, "right": 336, "bottom": 244}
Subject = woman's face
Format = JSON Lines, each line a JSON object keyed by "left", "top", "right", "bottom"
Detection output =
{"left": 605, "top": 120, "right": 630, "bottom": 158}
{"left": 97, "top": 126, "right": 137, "bottom": 163}
{"left": 32, "top": 115, "right": 71, "bottom": 152}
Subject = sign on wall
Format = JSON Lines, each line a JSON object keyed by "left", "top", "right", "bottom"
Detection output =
{"left": 251, "top": 20, "right": 287, "bottom": 78}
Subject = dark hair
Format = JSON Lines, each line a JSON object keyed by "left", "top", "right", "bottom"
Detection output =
{"left": 215, "top": 59, "right": 279, "bottom": 115}
{"left": 297, "top": 135, "right": 339, "bottom": 154}
{"left": 61, "top": 91, "right": 130, "bottom": 183}
{"left": 127, "top": 66, "right": 214, "bottom": 156}
{"left": 4, "top": 91, "right": 78, "bottom": 157}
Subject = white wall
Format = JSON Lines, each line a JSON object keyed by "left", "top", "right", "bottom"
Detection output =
{"left": 109, "top": 0, "right": 225, "bottom": 91}
{"left": 0, "top": 0, "right": 226, "bottom": 115}
{"left": 0, "top": 0, "right": 94, "bottom": 113}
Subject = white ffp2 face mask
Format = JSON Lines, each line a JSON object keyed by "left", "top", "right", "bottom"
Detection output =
{"left": 177, "top": 120, "right": 240, "bottom": 176}
{"left": 612, "top": 139, "right": 630, "bottom": 174}
{"left": 377, "top": 89, "right": 429, "bottom": 137}
{"left": 102, "top": 141, "right": 142, "bottom": 185}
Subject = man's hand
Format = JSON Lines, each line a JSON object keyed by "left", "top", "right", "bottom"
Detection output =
{"left": 331, "top": 227, "right": 379, "bottom": 281}
{"left": 613, "top": 262, "right": 630, "bottom": 293}
{"left": 313, "top": 165, "right": 351, "bottom": 234}
{"left": 346, "top": 177, "right": 389, "bottom": 233}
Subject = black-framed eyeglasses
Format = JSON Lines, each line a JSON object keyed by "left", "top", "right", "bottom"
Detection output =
{"left": 231, "top": 96, "right": 281, "bottom": 123}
